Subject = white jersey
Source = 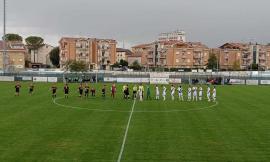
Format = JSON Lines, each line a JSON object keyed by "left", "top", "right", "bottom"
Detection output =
{"left": 178, "top": 87, "right": 183, "bottom": 94}
{"left": 155, "top": 86, "right": 160, "bottom": 95}
{"left": 193, "top": 87, "right": 197, "bottom": 96}
{"left": 213, "top": 88, "right": 216, "bottom": 97}
{"left": 188, "top": 88, "right": 192, "bottom": 96}
{"left": 207, "top": 87, "right": 211, "bottom": 96}
{"left": 199, "top": 87, "right": 203, "bottom": 97}
{"left": 163, "top": 87, "right": 167, "bottom": 96}
{"left": 171, "top": 86, "right": 175, "bottom": 95}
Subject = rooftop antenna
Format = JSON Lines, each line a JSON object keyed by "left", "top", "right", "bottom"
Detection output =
{"left": 2, "top": 0, "right": 8, "bottom": 73}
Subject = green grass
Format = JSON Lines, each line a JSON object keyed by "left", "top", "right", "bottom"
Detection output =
{"left": 0, "top": 82, "right": 270, "bottom": 162}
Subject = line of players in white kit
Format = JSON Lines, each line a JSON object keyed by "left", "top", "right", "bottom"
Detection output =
{"left": 152, "top": 85, "right": 217, "bottom": 102}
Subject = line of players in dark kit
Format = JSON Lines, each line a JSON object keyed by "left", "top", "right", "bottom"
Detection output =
{"left": 14, "top": 82, "right": 140, "bottom": 100}
{"left": 13, "top": 82, "right": 116, "bottom": 99}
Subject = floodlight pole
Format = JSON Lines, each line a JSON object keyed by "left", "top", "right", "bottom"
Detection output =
{"left": 2, "top": 0, "right": 7, "bottom": 74}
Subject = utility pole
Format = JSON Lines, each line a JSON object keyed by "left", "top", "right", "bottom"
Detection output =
{"left": 2, "top": 0, "right": 7, "bottom": 73}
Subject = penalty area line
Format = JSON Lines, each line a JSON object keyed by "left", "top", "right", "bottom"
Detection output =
{"left": 117, "top": 99, "right": 136, "bottom": 162}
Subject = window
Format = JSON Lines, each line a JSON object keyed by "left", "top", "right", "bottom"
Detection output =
{"left": 176, "top": 59, "right": 179, "bottom": 63}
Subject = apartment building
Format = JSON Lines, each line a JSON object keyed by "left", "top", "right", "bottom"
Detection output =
{"left": 0, "top": 41, "right": 26, "bottom": 71}
{"left": 166, "top": 42, "right": 209, "bottom": 69}
{"left": 59, "top": 37, "right": 117, "bottom": 70}
{"left": 131, "top": 41, "right": 209, "bottom": 69}
{"left": 218, "top": 43, "right": 270, "bottom": 70}
{"left": 131, "top": 43, "right": 152, "bottom": 66}
{"left": 158, "top": 30, "right": 186, "bottom": 42}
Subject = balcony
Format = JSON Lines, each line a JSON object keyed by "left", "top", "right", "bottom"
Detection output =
{"left": 160, "top": 55, "right": 166, "bottom": 59}
{"left": 193, "top": 55, "right": 201, "bottom": 59}
{"left": 194, "top": 62, "right": 201, "bottom": 66}
{"left": 147, "top": 55, "right": 154, "bottom": 59}
{"left": 259, "top": 56, "right": 266, "bottom": 60}
{"left": 259, "top": 62, "right": 266, "bottom": 66}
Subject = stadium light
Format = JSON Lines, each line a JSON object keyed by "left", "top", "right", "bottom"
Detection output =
{"left": 2, "top": 0, "right": 7, "bottom": 74}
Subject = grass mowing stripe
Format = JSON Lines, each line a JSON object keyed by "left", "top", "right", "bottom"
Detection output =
{"left": 117, "top": 99, "right": 136, "bottom": 162}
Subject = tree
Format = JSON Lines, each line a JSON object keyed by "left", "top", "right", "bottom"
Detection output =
{"left": 112, "top": 59, "right": 128, "bottom": 68}
{"left": 250, "top": 63, "right": 258, "bottom": 70}
{"left": 207, "top": 53, "right": 218, "bottom": 70}
{"left": 232, "top": 60, "right": 241, "bottom": 71}
{"left": 49, "top": 47, "right": 60, "bottom": 67}
{"left": 111, "top": 62, "right": 120, "bottom": 68}
{"left": 129, "top": 60, "right": 142, "bottom": 70}
{"left": 25, "top": 36, "right": 44, "bottom": 63}
{"left": 4, "top": 33, "right": 23, "bottom": 41}
{"left": 69, "top": 61, "right": 88, "bottom": 72}
{"left": 119, "top": 59, "right": 128, "bottom": 67}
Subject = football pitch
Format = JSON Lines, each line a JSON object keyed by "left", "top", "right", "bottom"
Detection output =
{"left": 0, "top": 82, "right": 269, "bottom": 162}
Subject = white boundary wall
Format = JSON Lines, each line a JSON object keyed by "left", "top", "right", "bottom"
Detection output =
{"left": 33, "top": 77, "right": 48, "bottom": 82}
{"left": 0, "top": 76, "right": 14, "bottom": 81}
{"left": 150, "top": 78, "right": 169, "bottom": 84}
{"left": 117, "top": 78, "right": 149, "bottom": 83}
{"left": 48, "top": 77, "right": 58, "bottom": 83}
{"left": 246, "top": 80, "right": 259, "bottom": 85}
{"left": 260, "top": 80, "right": 270, "bottom": 85}
{"left": 229, "top": 79, "right": 245, "bottom": 85}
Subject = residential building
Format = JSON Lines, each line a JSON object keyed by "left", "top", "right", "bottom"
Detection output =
{"left": 158, "top": 30, "right": 186, "bottom": 42}
{"left": 26, "top": 44, "right": 54, "bottom": 68}
{"left": 131, "top": 43, "right": 152, "bottom": 66}
{"left": 0, "top": 41, "right": 26, "bottom": 71}
{"left": 116, "top": 48, "right": 133, "bottom": 63}
{"left": 131, "top": 41, "right": 209, "bottom": 69}
{"left": 166, "top": 42, "right": 209, "bottom": 69}
{"left": 218, "top": 43, "right": 270, "bottom": 70}
{"left": 59, "top": 37, "right": 117, "bottom": 70}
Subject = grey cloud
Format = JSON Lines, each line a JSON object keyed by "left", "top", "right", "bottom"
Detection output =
{"left": 0, "top": 0, "right": 269, "bottom": 48}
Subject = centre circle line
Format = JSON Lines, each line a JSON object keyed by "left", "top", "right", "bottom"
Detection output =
{"left": 52, "top": 97, "right": 218, "bottom": 113}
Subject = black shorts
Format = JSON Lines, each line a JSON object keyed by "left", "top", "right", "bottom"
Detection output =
{"left": 79, "top": 90, "right": 83, "bottom": 95}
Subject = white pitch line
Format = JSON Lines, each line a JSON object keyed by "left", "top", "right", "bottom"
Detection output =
{"left": 53, "top": 97, "right": 218, "bottom": 113}
{"left": 117, "top": 99, "right": 136, "bottom": 162}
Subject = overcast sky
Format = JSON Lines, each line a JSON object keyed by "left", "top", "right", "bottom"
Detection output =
{"left": 0, "top": 0, "right": 270, "bottom": 48}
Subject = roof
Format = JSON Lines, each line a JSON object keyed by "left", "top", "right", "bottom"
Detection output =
{"left": 131, "top": 43, "right": 153, "bottom": 49}
{"left": 170, "top": 42, "right": 208, "bottom": 49}
{"left": 127, "top": 54, "right": 142, "bottom": 58}
{"left": 116, "top": 48, "right": 133, "bottom": 55}
{"left": 59, "top": 37, "right": 116, "bottom": 43}
{"left": 219, "top": 43, "right": 249, "bottom": 50}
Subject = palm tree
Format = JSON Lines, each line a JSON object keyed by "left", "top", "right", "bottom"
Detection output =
{"left": 25, "top": 36, "right": 44, "bottom": 63}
